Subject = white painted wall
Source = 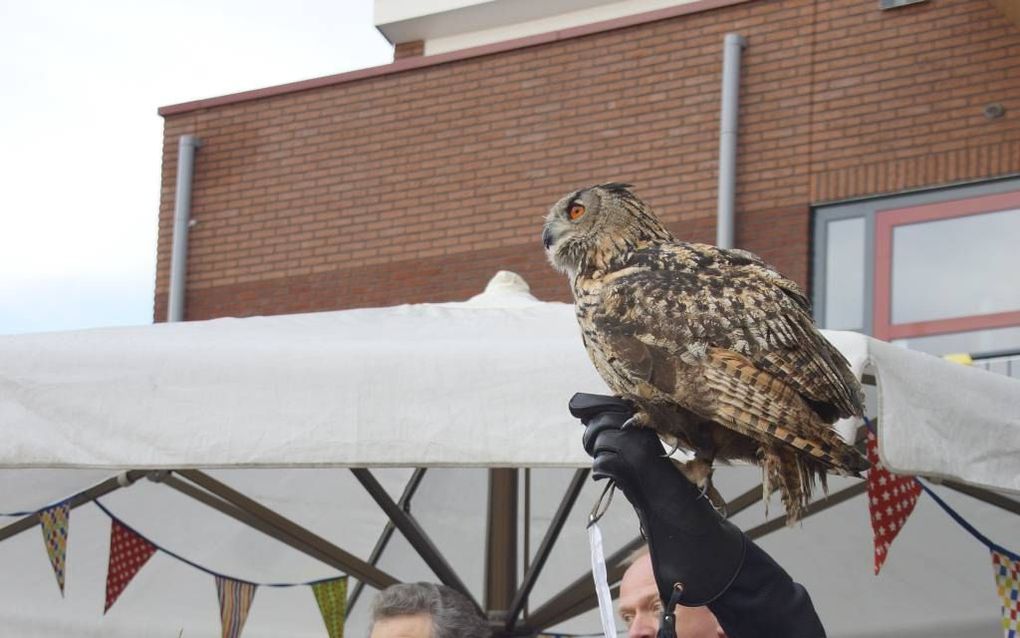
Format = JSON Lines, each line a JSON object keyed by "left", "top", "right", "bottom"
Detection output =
{"left": 374, "top": 0, "right": 490, "bottom": 26}
{"left": 374, "top": 0, "right": 704, "bottom": 54}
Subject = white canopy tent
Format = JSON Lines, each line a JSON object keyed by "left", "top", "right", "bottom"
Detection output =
{"left": 1, "top": 272, "right": 1018, "bottom": 636}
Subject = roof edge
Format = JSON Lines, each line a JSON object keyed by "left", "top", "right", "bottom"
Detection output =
{"left": 158, "top": 0, "right": 749, "bottom": 117}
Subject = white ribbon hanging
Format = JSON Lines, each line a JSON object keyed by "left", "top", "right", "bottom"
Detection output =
{"left": 587, "top": 520, "right": 619, "bottom": 638}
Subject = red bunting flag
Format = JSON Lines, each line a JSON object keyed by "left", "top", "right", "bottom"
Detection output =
{"left": 39, "top": 503, "right": 70, "bottom": 596}
{"left": 216, "top": 575, "right": 257, "bottom": 638}
{"left": 992, "top": 549, "right": 1020, "bottom": 638}
{"left": 866, "top": 429, "right": 922, "bottom": 574}
{"left": 104, "top": 519, "right": 157, "bottom": 613}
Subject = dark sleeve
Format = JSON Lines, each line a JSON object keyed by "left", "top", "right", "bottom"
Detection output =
{"left": 707, "top": 539, "right": 826, "bottom": 638}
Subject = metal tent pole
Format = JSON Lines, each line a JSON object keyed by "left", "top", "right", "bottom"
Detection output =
{"left": 175, "top": 469, "right": 398, "bottom": 590}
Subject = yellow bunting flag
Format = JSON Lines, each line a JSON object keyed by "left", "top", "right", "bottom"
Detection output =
{"left": 39, "top": 503, "right": 70, "bottom": 596}
{"left": 312, "top": 577, "right": 348, "bottom": 638}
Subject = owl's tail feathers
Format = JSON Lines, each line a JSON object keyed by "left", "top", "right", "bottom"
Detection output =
{"left": 704, "top": 348, "right": 868, "bottom": 477}
{"left": 810, "top": 428, "right": 869, "bottom": 478}
{"left": 760, "top": 446, "right": 826, "bottom": 526}
{"left": 838, "top": 443, "right": 871, "bottom": 477}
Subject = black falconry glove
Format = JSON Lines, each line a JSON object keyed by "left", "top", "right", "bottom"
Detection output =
{"left": 570, "top": 392, "right": 826, "bottom": 638}
{"left": 571, "top": 393, "right": 745, "bottom": 607}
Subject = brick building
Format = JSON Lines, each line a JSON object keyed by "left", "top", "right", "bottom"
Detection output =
{"left": 156, "top": 0, "right": 1020, "bottom": 361}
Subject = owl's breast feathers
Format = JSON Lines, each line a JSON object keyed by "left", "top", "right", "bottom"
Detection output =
{"left": 573, "top": 241, "right": 867, "bottom": 474}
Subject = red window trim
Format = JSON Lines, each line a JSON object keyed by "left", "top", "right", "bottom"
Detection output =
{"left": 873, "top": 190, "right": 1020, "bottom": 341}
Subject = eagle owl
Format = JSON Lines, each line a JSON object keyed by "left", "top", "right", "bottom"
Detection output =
{"left": 542, "top": 183, "right": 868, "bottom": 524}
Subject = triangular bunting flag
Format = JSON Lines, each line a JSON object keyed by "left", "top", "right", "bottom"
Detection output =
{"left": 39, "top": 502, "right": 70, "bottom": 596}
{"left": 312, "top": 577, "right": 348, "bottom": 638}
{"left": 216, "top": 575, "right": 257, "bottom": 638}
{"left": 866, "top": 429, "right": 922, "bottom": 574}
{"left": 104, "top": 519, "right": 157, "bottom": 613}
{"left": 992, "top": 549, "right": 1020, "bottom": 638}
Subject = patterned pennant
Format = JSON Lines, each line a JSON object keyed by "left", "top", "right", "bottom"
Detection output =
{"left": 104, "top": 519, "right": 157, "bottom": 613}
{"left": 216, "top": 575, "right": 257, "bottom": 638}
{"left": 39, "top": 502, "right": 70, "bottom": 595}
{"left": 312, "top": 577, "right": 348, "bottom": 638}
{"left": 866, "top": 429, "right": 922, "bottom": 574}
{"left": 993, "top": 549, "right": 1020, "bottom": 638}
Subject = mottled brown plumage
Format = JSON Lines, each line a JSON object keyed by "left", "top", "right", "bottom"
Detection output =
{"left": 542, "top": 183, "right": 868, "bottom": 524}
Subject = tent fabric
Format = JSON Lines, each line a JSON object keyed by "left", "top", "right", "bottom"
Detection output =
{"left": 866, "top": 337, "right": 1020, "bottom": 493}
{"left": 0, "top": 277, "right": 607, "bottom": 469}
{"left": 1, "top": 273, "right": 1019, "bottom": 637}
{"left": 822, "top": 328, "right": 1020, "bottom": 493}
{"left": 1, "top": 273, "right": 1019, "bottom": 494}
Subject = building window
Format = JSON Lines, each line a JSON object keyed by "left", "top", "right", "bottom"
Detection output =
{"left": 813, "top": 178, "right": 1020, "bottom": 362}
{"left": 821, "top": 216, "right": 867, "bottom": 332}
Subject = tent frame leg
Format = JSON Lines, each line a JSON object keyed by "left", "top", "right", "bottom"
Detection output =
{"left": 485, "top": 468, "right": 518, "bottom": 624}
{"left": 346, "top": 467, "right": 428, "bottom": 614}
{"left": 941, "top": 479, "right": 1020, "bottom": 516}
{"left": 504, "top": 468, "right": 589, "bottom": 633}
{"left": 351, "top": 467, "right": 479, "bottom": 611}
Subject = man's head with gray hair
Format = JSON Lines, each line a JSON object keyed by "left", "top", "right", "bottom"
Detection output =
{"left": 370, "top": 582, "right": 491, "bottom": 638}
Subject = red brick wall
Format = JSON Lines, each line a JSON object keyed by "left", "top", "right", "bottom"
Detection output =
{"left": 155, "top": 0, "right": 1020, "bottom": 321}
{"left": 394, "top": 40, "right": 425, "bottom": 59}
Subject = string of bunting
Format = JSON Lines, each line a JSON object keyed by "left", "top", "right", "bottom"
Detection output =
{"left": 6, "top": 492, "right": 620, "bottom": 637}
{"left": 23, "top": 498, "right": 348, "bottom": 638}
{"left": 7, "top": 429, "right": 1019, "bottom": 638}
{"left": 866, "top": 419, "right": 1020, "bottom": 638}
{"left": 914, "top": 480, "right": 1020, "bottom": 638}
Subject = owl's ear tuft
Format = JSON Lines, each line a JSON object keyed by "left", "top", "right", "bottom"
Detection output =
{"left": 598, "top": 182, "right": 635, "bottom": 196}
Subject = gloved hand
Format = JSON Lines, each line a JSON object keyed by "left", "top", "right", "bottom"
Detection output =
{"left": 569, "top": 392, "right": 745, "bottom": 608}
{"left": 570, "top": 393, "right": 827, "bottom": 638}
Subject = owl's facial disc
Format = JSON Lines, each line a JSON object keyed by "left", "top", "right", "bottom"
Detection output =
{"left": 543, "top": 188, "right": 601, "bottom": 275}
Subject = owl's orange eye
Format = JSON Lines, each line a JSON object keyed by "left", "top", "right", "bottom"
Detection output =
{"left": 568, "top": 203, "right": 586, "bottom": 220}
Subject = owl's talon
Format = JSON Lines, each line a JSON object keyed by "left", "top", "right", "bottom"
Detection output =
{"left": 620, "top": 412, "right": 649, "bottom": 429}
{"left": 698, "top": 481, "right": 728, "bottom": 518}
{"left": 709, "top": 496, "right": 729, "bottom": 519}
{"left": 671, "top": 458, "right": 728, "bottom": 516}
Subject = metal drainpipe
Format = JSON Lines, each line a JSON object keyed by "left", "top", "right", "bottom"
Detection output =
{"left": 716, "top": 33, "right": 746, "bottom": 249}
{"left": 167, "top": 135, "right": 200, "bottom": 322}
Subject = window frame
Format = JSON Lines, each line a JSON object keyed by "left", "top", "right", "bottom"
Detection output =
{"left": 812, "top": 177, "right": 1020, "bottom": 339}
{"left": 812, "top": 202, "right": 876, "bottom": 334}
{"left": 872, "top": 189, "right": 1020, "bottom": 341}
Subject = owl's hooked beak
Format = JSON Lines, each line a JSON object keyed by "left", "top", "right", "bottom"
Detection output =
{"left": 542, "top": 225, "right": 556, "bottom": 250}
{"left": 542, "top": 220, "right": 575, "bottom": 276}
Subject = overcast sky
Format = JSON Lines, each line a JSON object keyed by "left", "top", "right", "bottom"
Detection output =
{"left": 0, "top": 1, "right": 393, "bottom": 335}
